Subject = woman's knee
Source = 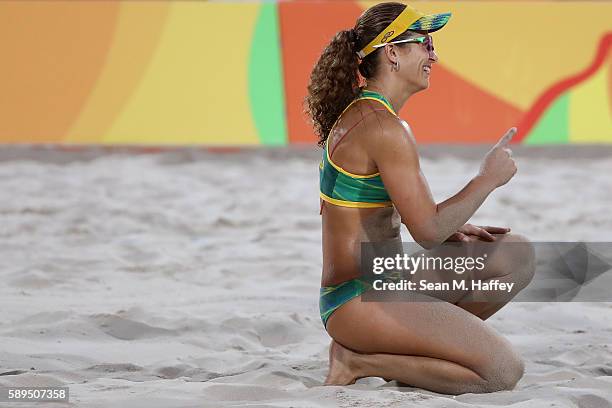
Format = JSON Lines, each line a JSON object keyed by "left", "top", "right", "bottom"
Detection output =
{"left": 507, "top": 233, "right": 536, "bottom": 287}
{"left": 477, "top": 345, "right": 525, "bottom": 392}
{"left": 492, "top": 233, "right": 536, "bottom": 287}
{"left": 486, "top": 356, "right": 524, "bottom": 392}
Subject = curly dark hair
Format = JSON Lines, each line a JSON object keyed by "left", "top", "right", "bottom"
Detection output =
{"left": 305, "top": 2, "right": 415, "bottom": 146}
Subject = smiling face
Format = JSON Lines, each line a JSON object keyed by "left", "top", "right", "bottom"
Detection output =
{"left": 384, "top": 30, "right": 439, "bottom": 92}
{"left": 402, "top": 31, "right": 438, "bottom": 91}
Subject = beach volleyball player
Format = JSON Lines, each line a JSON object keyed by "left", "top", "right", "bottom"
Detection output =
{"left": 306, "top": 2, "right": 536, "bottom": 394}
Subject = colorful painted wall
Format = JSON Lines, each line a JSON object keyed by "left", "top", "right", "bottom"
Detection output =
{"left": 0, "top": 1, "right": 610, "bottom": 145}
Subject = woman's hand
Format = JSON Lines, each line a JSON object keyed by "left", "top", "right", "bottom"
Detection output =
{"left": 371, "top": 116, "right": 514, "bottom": 249}
{"left": 478, "top": 127, "right": 517, "bottom": 188}
{"left": 445, "top": 224, "right": 511, "bottom": 243}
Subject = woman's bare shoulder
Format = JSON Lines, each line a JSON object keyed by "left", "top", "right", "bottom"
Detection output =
{"left": 342, "top": 100, "right": 399, "bottom": 133}
{"left": 355, "top": 108, "right": 414, "bottom": 149}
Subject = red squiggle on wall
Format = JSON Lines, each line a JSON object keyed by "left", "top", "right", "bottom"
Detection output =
{"left": 515, "top": 33, "right": 612, "bottom": 143}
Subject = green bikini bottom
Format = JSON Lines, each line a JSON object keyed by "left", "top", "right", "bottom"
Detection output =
{"left": 319, "top": 269, "right": 409, "bottom": 328}
{"left": 319, "top": 279, "right": 372, "bottom": 328}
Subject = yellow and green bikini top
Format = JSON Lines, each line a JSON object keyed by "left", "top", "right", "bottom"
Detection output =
{"left": 319, "top": 90, "right": 397, "bottom": 210}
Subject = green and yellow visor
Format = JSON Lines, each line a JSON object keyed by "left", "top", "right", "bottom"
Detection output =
{"left": 356, "top": 5, "right": 451, "bottom": 59}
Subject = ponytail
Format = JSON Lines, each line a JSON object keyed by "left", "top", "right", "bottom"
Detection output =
{"left": 305, "top": 2, "right": 410, "bottom": 146}
{"left": 305, "top": 29, "right": 361, "bottom": 147}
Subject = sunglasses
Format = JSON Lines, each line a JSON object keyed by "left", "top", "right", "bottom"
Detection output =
{"left": 372, "top": 35, "right": 434, "bottom": 53}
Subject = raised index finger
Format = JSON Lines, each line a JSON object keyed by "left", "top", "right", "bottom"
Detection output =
{"left": 495, "top": 127, "right": 517, "bottom": 148}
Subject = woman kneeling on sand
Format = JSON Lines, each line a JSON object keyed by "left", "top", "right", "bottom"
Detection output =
{"left": 306, "top": 2, "right": 535, "bottom": 394}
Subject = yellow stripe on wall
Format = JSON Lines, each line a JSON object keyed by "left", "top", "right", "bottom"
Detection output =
{"left": 358, "top": 1, "right": 612, "bottom": 111}
{"left": 104, "top": 2, "right": 259, "bottom": 145}
{"left": 569, "top": 63, "right": 612, "bottom": 143}
{"left": 66, "top": 2, "right": 171, "bottom": 143}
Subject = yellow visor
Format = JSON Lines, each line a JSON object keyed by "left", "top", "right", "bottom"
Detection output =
{"left": 356, "top": 5, "right": 451, "bottom": 59}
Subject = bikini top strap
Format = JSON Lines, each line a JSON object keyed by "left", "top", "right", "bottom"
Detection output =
{"left": 320, "top": 92, "right": 397, "bottom": 215}
{"left": 328, "top": 108, "right": 389, "bottom": 159}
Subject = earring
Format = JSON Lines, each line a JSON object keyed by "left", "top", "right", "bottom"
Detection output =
{"left": 392, "top": 60, "right": 400, "bottom": 72}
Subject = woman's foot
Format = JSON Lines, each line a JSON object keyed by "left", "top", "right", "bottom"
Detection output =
{"left": 324, "top": 340, "right": 362, "bottom": 385}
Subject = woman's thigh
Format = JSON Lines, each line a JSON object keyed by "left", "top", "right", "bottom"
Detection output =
{"left": 326, "top": 292, "right": 523, "bottom": 382}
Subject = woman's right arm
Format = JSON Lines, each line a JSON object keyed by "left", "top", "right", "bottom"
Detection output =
{"left": 369, "top": 116, "right": 517, "bottom": 249}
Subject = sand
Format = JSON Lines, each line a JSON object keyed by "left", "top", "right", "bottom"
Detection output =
{"left": 0, "top": 146, "right": 611, "bottom": 407}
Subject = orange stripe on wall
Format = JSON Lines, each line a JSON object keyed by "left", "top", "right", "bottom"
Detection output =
{"left": 279, "top": 0, "right": 523, "bottom": 145}
{"left": 0, "top": 1, "right": 120, "bottom": 142}
{"left": 279, "top": 0, "right": 363, "bottom": 144}
{"left": 65, "top": 3, "right": 171, "bottom": 143}
{"left": 403, "top": 64, "right": 524, "bottom": 143}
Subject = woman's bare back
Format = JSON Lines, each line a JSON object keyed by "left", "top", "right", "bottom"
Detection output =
{"left": 321, "top": 100, "right": 402, "bottom": 287}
